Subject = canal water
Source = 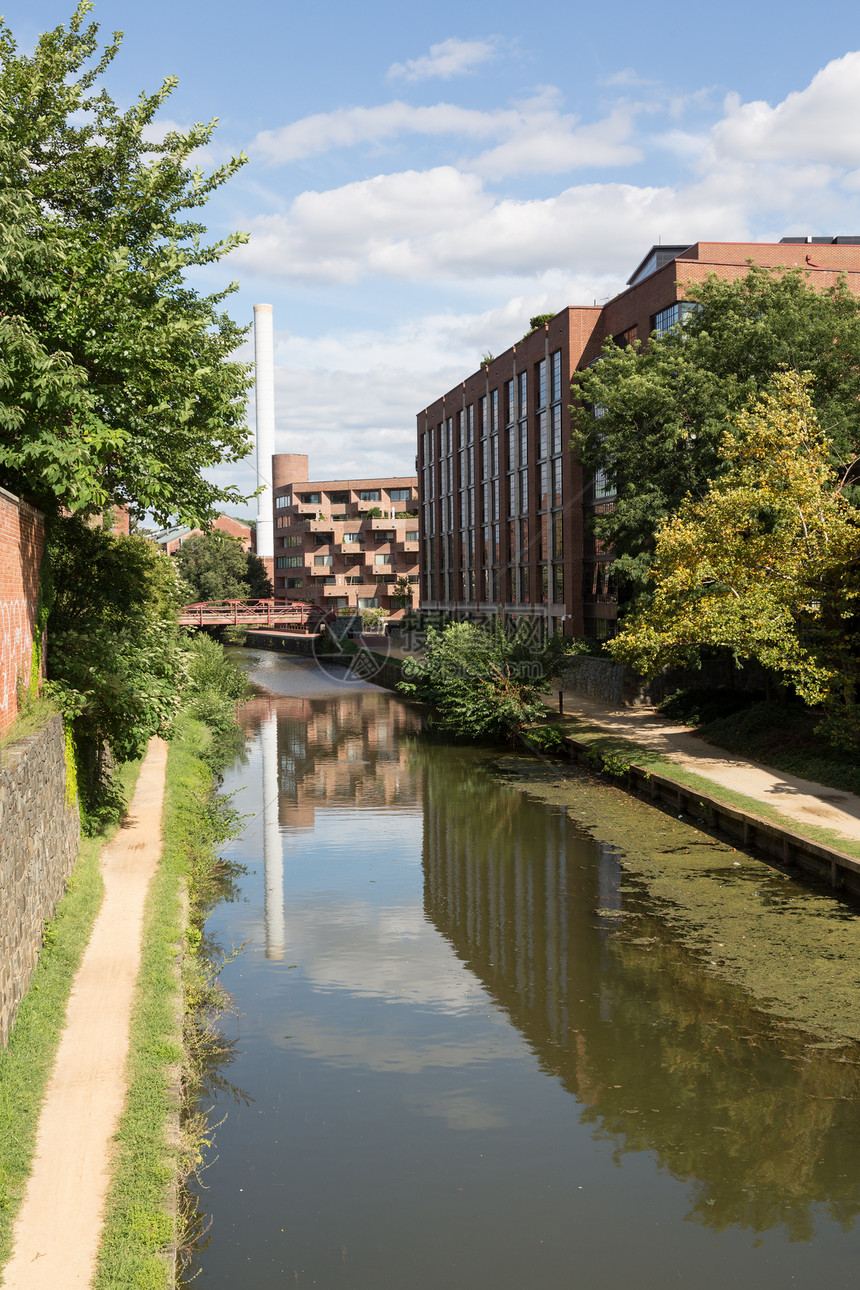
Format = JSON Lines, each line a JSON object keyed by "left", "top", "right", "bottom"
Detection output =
{"left": 185, "top": 650, "right": 860, "bottom": 1288}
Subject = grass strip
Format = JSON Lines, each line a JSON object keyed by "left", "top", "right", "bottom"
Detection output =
{"left": 93, "top": 715, "right": 234, "bottom": 1290}
{"left": 553, "top": 713, "right": 860, "bottom": 862}
{"left": 0, "top": 756, "right": 142, "bottom": 1272}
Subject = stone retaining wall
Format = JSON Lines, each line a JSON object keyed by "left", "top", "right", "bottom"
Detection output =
{"left": 0, "top": 715, "right": 80, "bottom": 1045}
{"left": 560, "top": 655, "right": 771, "bottom": 708}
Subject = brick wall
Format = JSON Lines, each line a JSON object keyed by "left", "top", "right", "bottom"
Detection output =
{"left": 0, "top": 488, "right": 46, "bottom": 737}
{"left": 0, "top": 715, "right": 80, "bottom": 1045}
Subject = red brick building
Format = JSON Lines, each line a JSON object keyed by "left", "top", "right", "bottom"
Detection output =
{"left": 417, "top": 237, "right": 860, "bottom": 638}
{"left": 271, "top": 454, "right": 419, "bottom": 615}
{"left": 0, "top": 487, "right": 45, "bottom": 736}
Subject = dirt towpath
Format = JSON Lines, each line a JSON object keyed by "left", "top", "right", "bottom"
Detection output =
{"left": 3, "top": 737, "right": 168, "bottom": 1290}
{"left": 554, "top": 692, "right": 860, "bottom": 845}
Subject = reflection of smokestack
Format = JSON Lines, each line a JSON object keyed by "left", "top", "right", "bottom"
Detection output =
{"left": 253, "top": 303, "right": 275, "bottom": 563}
{"left": 261, "top": 710, "right": 285, "bottom": 960}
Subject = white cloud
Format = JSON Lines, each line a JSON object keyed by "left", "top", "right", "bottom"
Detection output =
{"left": 231, "top": 166, "right": 747, "bottom": 286}
{"left": 601, "top": 68, "right": 655, "bottom": 88}
{"left": 387, "top": 36, "right": 498, "bottom": 83}
{"left": 471, "top": 98, "right": 641, "bottom": 180}
{"left": 253, "top": 101, "right": 502, "bottom": 165}
{"left": 252, "top": 90, "right": 642, "bottom": 176}
{"left": 711, "top": 51, "right": 860, "bottom": 167}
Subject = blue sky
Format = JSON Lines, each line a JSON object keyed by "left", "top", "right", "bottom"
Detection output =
{"left": 7, "top": 1, "right": 860, "bottom": 506}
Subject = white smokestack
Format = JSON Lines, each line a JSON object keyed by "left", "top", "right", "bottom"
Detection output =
{"left": 254, "top": 303, "right": 275, "bottom": 561}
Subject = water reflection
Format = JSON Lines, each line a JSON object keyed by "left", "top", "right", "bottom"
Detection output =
{"left": 188, "top": 661, "right": 860, "bottom": 1288}
{"left": 418, "top": 746, "right": 860, "bottom": 1239}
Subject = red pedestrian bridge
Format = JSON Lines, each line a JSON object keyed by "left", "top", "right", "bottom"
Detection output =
{"left": 178, "top": 598, "right": 333, "bottom": 631}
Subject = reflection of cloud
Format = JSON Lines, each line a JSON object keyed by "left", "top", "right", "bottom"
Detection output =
{"left": 271, "top": 1013, "right": 522, "bottom": 1075}
{"left": 285, "top": 899, "right": 488, "bottom": 1013}
{"left": 405, "top": 1089, "right": 510, "bottom": 1131}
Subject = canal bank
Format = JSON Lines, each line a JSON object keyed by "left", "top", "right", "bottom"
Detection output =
{"left": 184, "top": 650, "right": 860, "bottom": 1289}
{"left": 244, "top": 629, "right": 860, "bottom": 900}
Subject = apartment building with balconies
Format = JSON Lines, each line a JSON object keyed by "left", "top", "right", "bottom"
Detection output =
{"left": 418, "top": 237, "right": 860, "bottom": 638}
{"left": 271, "top": 453, "right": 420, "bottom": 615}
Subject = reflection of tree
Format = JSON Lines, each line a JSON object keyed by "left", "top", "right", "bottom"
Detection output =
{"left": 418, "top": 748, "right": 860, "bottom": 1240}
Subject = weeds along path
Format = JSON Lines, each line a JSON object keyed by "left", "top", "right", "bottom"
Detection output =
{"left": 3, "top": 737, "right": 168, "bottom": 1290}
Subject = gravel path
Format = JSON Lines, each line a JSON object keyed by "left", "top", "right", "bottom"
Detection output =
{"left": 3, "top": 737, "right": 168, "bottom": 1290}
{"left": 555, "top": 692, "right": 860, "bottom": 844}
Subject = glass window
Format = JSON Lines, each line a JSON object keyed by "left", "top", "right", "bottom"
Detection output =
{"left": 281, "top": 534, "right": 301, "bottom": 547}
{"left": 479, "top": 396, "right": 487, "bottom": 437}
{"left": 314, "top": 555, "right": 333, "bottom": 566}
{"left": 508, "top": 475, "right": 516, "bottom": 517}
{"left": 538, "top": 410, "right": 547, "bottom": 460}
{"left": 359, "top": 489, "right": 381, "bottom": 502}
{"left": 551, "top": 404, "right": 562, "bottom": 455}
{"left": 300, "top": 492, "right": 321, "bottom": 505}
{"left": 553, "top": 563, "right": 564, "bottom": 603}
{"left": 328, "top": 491, "right": 349, "bottom": 504}
{"left": 389, "top": 487, "right": 412, "bottom": 502}
{"left": 358, "top": 597, "right": 378, "bottom": 609}
{"left": 537, "top": 359, "right": 547, "bottom": 409}
{"left": 374, "top": 553, "right": 389, "bottom": 565}
{"left": 652, "top": 301, "right": 698, "bottom": 337}
{"left": 593, "top": 469, "right": 614, "bottom": 500}
{"left": 519, "top": 468, "right": 528, "bottom": 513}
{"left": 276, "top": 555, "right": 302, "bottom": 568}
{"left": 406, "top": 530, "right": 419, "bottom": 542}
{"left": 342, "top": 532, "right": 362, "bottom": 543}
{"left": 550, "top": 349, "right": 562, "bottom": 403}
{"left": 275, "top": 493, "right": 291, "bottom": 509}
{"left": 518, "top": 371, "right": 527, "bottom": 418}
{"left": 519, "top": 422, "right": 528, "bottom": 466}
{"left": 490, "top": 389, "right": 498, "bottom": 432}
{"left": 505, "top": 380, "right": 515, "bottom": 426}
{"left": 553, "top": 511, "right": 564, "bottom": 559}
{"left": 539, "top": 462, "right": 548, "bottom": 510}
{"left": 285, "top": 577, "right": 303, "bottom": 589}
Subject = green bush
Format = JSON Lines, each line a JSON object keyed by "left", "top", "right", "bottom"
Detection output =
{"left": 398, "top": 617, "right": 571, "bottom": 743}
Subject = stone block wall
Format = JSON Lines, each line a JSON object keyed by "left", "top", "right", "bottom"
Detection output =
{"left": 0, "top": 486, "right": 46, "bottom": 737}
{"left": 0, "top": 715, "right": 80, "bottom": 1045}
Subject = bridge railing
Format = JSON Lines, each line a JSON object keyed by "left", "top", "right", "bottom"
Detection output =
{"left": 178, "top": 599, "right": 333, "bottom": 630}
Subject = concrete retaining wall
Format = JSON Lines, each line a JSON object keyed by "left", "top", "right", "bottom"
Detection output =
{"left": 0, "top": 715, "right": 80, "bottom": 1045}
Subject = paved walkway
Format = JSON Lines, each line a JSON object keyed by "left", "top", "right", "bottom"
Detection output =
{"left": 4, "top": 737, "right": 168, "bottom": 1290}
{"left": 552, "top": 692, "right": 860, "bottom": 846}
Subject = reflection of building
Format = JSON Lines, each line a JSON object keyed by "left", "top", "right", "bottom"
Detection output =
{"left": 270, "top": 453, "right": 419, "bottom": 616}
{"left": 418, "top": 750, "right": 860, "bottom": 1237}
{"left": 417, "top": 238, "right": 860, "bottom": 638}
{"left": 240, "top": 689, "right": 422, "bottom": 834}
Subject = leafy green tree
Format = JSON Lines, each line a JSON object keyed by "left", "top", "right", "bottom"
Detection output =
{"left": 0, "top": 3, "right": 252, "bottom": 524}
{"left": 175, "top": 530, "right": 273, "bottom": 602}
{"left": 573, "top": 266, "right": 860, "bottom": 601}
{"left": 610, "top": 373, "right": 860, "bottom": 743}
{"left": 398, "top": 618, "right": 570, "bottom": 743}
{"left": 46, "top": 516, "right": 189, "bottom": 826}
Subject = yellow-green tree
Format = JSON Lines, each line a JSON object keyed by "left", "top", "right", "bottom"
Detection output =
{"left": 610, "top": 372, "right": 860, "bottom": 741}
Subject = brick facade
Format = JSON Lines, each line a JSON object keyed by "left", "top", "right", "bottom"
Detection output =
{"left": 0, "top": 488, "right": 45, "bottom": 736}
{"left": 271, "top": 455, "right": 420, "bottom": 616}
{"left": 417, "top": 238, "right": 860, "bottom": 637}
